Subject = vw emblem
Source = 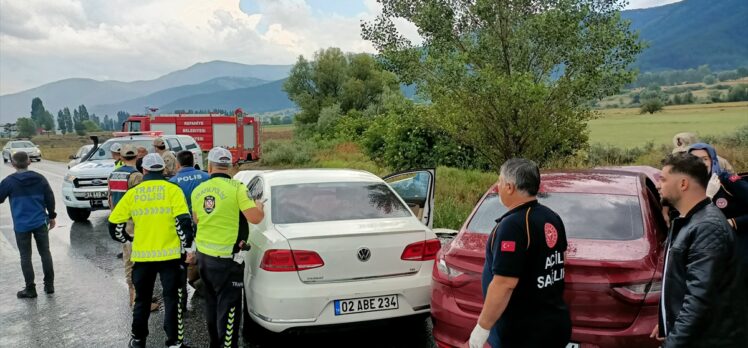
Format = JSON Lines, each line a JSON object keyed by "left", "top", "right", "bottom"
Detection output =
{"left": 357, "top": 247, "right": 371, "bottom": 262}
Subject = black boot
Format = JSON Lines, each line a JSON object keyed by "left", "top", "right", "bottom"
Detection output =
{"left": 17, "top": 286, "right": 37, "bottom": 299}
{"left": 44, "top": 283, "right": 54, "bottom": 294}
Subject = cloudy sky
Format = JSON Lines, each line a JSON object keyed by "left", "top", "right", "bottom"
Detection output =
{"left": 0, "top": 0, "right": 681, "bottom": 95}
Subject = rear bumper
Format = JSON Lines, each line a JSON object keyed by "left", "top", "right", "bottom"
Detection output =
{"left": 431, "top": 279, "right": 660, "bottom": 348}
{"left": 247, "top": 263, "right": 433, "bottom": 333}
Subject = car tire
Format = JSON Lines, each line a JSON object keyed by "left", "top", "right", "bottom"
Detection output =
{"left": 66, "top": 207, "right": 91, "bottom": 222}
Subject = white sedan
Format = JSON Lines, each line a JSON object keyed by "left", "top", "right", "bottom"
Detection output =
{"left": 234, "top": 168, "right": 437, "bottom": 333}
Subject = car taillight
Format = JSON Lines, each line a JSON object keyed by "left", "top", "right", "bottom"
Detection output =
{"left": 433, "top": 252, "right": 469, "bottom": 287}
{"left": 612, "top": 280, "right": 661, "bottom": 305}
{"left": 260, "top": 249, "right": 324, "bottom": 272}
{"left": 401, "top": 239, "right": 441, "bottom": 261}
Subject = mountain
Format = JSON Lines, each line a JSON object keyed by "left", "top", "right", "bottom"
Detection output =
{"left": 125, "top": 61, "right": 291, "bottom": 94}
{"left": 622, "top": 0, "right": 748, "bottom": 71}
{"left": 159, "top": 79, "right": 295, "bottom": 114}
{"left": 0, "top": 61, "right": 291, "bottom": 123}
{"left": 91, "top": 76, "right": 268, "bottom": 116}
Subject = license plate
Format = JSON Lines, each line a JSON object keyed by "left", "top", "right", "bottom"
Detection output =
{"left": 90, "top": 200, "right": 104, "bottom": 209}
{"left": 566, "top": 343, "right": 580, "bottom": 348}
{"left": 334, "top": 295, "right": 399, "bottom": 316}
{"left": 82, "top": 191, "right": 107, "bottom": 199}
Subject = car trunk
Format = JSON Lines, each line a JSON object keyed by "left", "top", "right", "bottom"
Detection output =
{"left": 275, "top": 218, "right": 427, "bottom": 283}
{"left": 443, "top": 188, "right": 661, "bottom": 330}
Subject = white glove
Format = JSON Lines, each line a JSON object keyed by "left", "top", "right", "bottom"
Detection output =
{"left": 706, "top": 173, "right": 720, "bottom": 198}
{"left": 468, "top": 324, "right": 490, "bottom": 348}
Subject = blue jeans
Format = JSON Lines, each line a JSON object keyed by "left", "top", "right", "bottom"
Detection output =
{"left": 16, "top": 224, "right": 54, "bottom": 288}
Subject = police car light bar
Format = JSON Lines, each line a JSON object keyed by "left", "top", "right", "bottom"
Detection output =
{"left": 112, "top": 131, "right": 164, "bottom": 137}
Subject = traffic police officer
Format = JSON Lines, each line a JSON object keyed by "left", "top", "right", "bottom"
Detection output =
{"left": 111, "top": 142, "right": 124, "bottom": 169}
{"left": 470, "top": 158, "right": 571, "bottom": 348}
{"left": 107, "top": 144, "right": 146, "bottom": 308}
{"left": 191, "top": 147, "right": 264, "bottom": 348}
{"left": 109, "top": 153, "right": 195, "bottom": 348}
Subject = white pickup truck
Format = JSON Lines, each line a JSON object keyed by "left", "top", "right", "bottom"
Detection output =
{"left": 62, "top": 133, "right": 203, "bottom": 222}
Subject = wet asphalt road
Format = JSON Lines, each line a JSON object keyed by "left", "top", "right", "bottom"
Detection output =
{"left": 0, "top": 160, "right": 438, "bottom": 348}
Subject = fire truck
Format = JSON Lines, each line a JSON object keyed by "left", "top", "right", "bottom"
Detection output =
{"left": 121, "top": 108, "right": 261, "bottom": 163}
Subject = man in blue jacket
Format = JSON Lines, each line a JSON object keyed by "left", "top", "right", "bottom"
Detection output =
{"left": 170, "top": 151, "right": 210, "bottom": 214}
{"left": 170, "top": 150, "right": 210, "bottom": 299}
{"left": 0, "top": 151, "right": 57, "bottom": 298}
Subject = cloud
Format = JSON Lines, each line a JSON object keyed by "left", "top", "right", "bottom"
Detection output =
{"left": 626, "top": 0, "right": 682, "bottom": 9}
{"left": 0, "top": 0, "right": 390, "bottom": 94}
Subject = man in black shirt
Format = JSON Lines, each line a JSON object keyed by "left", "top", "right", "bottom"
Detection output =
{"left": 470, "top": 158, "right": 571, "bottom": 348}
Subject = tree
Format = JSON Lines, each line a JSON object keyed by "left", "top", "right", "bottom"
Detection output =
{"left": 283, "top": 48, "right": 399, "bottom": 132}
{"left": 640, "top": 98, "right": 664, "bottom": 114}
{"left": 362, "top": 0, "right": 644, "bottom": 168}
{"left": 57, "top": 110, "right": 67, "bottom": 134}
{"left": 727, "top": 84, "right": 748, "bottom": 102}
{"left": 82, "top": 120, "right": 100, "bottom": 132}
{"left": 30, "top": 97, "right": 55, "bottom": 131}
{"left": 117, "top": 111, "right": 130, "bottom": 128}
{"left": 703, "top": 75, "right": 717, "bottom": 85}
{"left": 63, "top": 107, "right": 74, "bottom": 134}
{"left": 74, "top": 121, "right": 87, "bottom": 136}
{"left": 708, "top": 90, "right": 723, "bottom": 103}
{"left": 30, "top": 97, "right": 45, "bottom": 125}
{"left": 16, "top": 118, "right": 36, "bottom": 138}
{"left": 78, "top": 105, "right": 90, "bottom": 121}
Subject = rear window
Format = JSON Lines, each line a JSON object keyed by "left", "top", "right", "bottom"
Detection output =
{"left": 466, "top": 193, "right": 644, "bottom": 241}
{"left": 271, "top": 182, "right": 412, "bottom": 224}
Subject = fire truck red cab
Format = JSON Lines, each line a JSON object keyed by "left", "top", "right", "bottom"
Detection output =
{"left": 122, "top": 109, "right": 261, "bottom": 164}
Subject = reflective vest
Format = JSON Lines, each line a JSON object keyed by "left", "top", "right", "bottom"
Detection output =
{"left": 114, "top": 160, "right": 124, "bottom": 170}
{"left": 108, "top": 165, "right": 138, "bottom": 209}
{"left": 192, "top": 176, "right": 255, "bottom": 257}
{"left": 108, "top": 179, "right": 190, "bottom": 262}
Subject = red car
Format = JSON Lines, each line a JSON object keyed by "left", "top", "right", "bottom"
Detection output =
{"left": 431, "top": 167, "right": 667, "bottom": 348}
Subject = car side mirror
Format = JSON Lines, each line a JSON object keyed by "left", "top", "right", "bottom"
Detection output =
{"left": 69, "top": 155, "right": 77, "bottom": 160}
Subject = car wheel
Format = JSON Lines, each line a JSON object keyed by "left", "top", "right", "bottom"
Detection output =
{"left": 66, "top": 207, "right": 91, "bottom": 222}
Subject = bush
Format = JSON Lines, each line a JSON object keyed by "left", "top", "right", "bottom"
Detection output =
{"left": 640, "top": 98, "right": 664, "bottom": 114}
{"left": 361, "top": 105, "right": 487, "bottom": 171}
{"left": 714, "top": 84, "right": 731, "bottom": 90}
{"left": 260, "top": 140, "right": 316, "bottom": 166}
{"left": 726, "top": 84, "right": 748, "bottom": 102}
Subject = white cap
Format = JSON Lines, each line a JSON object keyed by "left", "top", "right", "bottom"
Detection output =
{"left": 110, "top": 143, "right": 122, "bottom": 153}
{"left": 142, "top": 153, "right": 165, "bottom": 171}
{"left": 208, "top": 147, "right": 232, "bottom": 165}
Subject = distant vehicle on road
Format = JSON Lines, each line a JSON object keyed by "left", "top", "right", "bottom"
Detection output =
{"left": 234, "top": 168, "right": 437, "bottom": 334}
{"left": 61, "top": 132, "right": 203, "bottom": 222}
{"left": 431, "top": 167, "right": 666, "bottom": 348}
{"left": 3, "top": 140, "right": 42, "bottom": 163}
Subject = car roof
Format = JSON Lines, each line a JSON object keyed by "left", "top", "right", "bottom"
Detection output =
{"left": 259, "top": 169, "right": 383, "bottom": 186}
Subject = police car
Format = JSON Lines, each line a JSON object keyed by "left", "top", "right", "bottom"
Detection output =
{"left": 62, "top": 132, "right": 203, "bottom": 222}
{"left": 233, "top": 168, "right": 437, "bottom": 333}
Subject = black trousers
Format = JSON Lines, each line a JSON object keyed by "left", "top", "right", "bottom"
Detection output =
{"left": 15, "top": 225, "right": 54, "bottom": 288}
{"left": 197, "top": 252, "right": 244, "bottom": 348}
{"left": 131, "top": 259, "right": 186, "bottom": 346}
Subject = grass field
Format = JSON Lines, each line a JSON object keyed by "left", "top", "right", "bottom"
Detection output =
{"left": 589, "top": 101, "right": 748, "bottom": 148}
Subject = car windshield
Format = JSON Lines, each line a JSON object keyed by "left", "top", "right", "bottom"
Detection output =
{"left": 271, "top": 182, "right": 412, "bottom": 224}
{"left": 11, "top": 141, "right": 34, "bottom": 148}
{"left": 466, "top": 192, "right": 644, "bottom": 241}
{"left": 87, "top": 139, "right": 154, "bottom": 160}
